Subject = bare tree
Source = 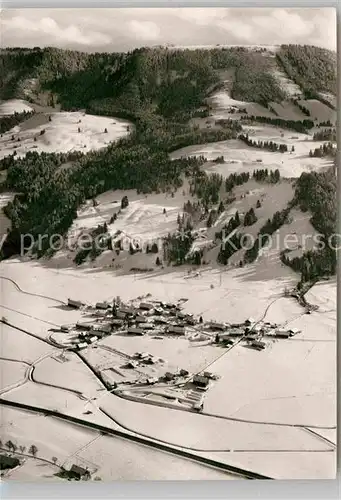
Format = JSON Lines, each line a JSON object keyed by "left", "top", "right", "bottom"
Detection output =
{"left": 19, "top": 446, "right": 26, "bottom": 454}
{"left": 29, "top": 444, "right": 38, "bottom": 457}
{"left": 52, "top": 456, "right": 58, "bottom": 465}
{"left": 5, "top": 440, "right": 15, "bottom": 452}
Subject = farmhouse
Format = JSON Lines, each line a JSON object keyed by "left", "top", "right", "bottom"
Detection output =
{"left": 135, "top": 315, "right": 147, "bottom": 323}
{"left": 244, "top": 317, "right": 255, "bottom": 326}
{"left": 139, "top": 302, "right": 154, "bottom": 311}
{"left": 251, "top": 340, "right": 266, "bottom": 350}
{"left": 96, "top": 302, "right": 110, "bottom": 310}
{"left": 208, "top": 322, "right": 227, "bottom": 331}
{"left": 118, "top": 306, "right": 135, "bottom": 315}
{"left": 110, "top": 319, "right": 124, "bottom": 328}
{"left": 127, "top": 327, "right": 145, "bottom": 336}
{"left": 76, "top": 342, "right": 88, "bottom": 350}
{"left": 0, "top": 455, "right": 20, "bottom": 471}
{"left": 76, "top": 322, "right": 92, "bottom": 331}
{"left": 228, "top": 328, "right": 244, "bottom": 337}
{"left": 93, "top": 324, "right": 111, "bottom": 334}
{"left": 138, "top": 323, "right": 154, "bottom": 330}
{"left": 275, "top": 330, "right": 290, "bottom": 339}
{"left": 193, "top": 374, "right": 210, "bottom": 388}
{"left": 68, "top": 298, "right": 84, "bottom": 309}
{"left": 68, "top": 464, "right": 91, "bottom": 481}
{"left": 220, "top": 335, "right": 234, "bottom": 345}
{"left": 147, "top": 377, "right": 158, "bottom": 385}
{"left": 167, "top": 325, "right": 185, "bottom": 335}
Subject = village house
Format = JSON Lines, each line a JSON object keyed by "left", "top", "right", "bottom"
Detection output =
{"left": 139, "top": 302, "right": 154, "bottom": 311}
{"left": 193, "top": 374, "right": 210, "bottom": 388}
{"left": 93, "top": 324, "right": 111, "bottom": 334}
{"left": 127, "top": 327, "right": 145, "bottom": 336}
{"left": 76, "top": 342, "right": 88, "bottom": 350}
{"left": 219, "top": 334, "right": 234, "bottom": 345}
{"left": 167, "top": 325, "right": 185, "bottom": 335}
{"left": 208, "top": 322, "right": 227, "bottom": 331}
{"left": 275, "top": 330, "right": 290, "bottom": 339}
{"left": 251, "top": 340, "right": 266, "bottom": 350}
{"left": 244, "top": 317, "right": 255, "bottom": 326}
{"left": 68, "top": 298, "right": 84, "bottom": 309}
{"left": 138, "top": 323, "right": 154, "bottom": 330}
{"left": 111, "top": 319, "right": 124, "bottom": 328}
{"left": 95, "top": 302, "right": 110, "bottom": 310}
{"left": 135, "top": 315, "right": 147, "bottom": 323}
{"left": 228, "top": 328, "right": 244, "bottom": 337}
{"left": 76, "top": 322, "right": 92, "bottom": 331}
{"left": 118, "top": 306, "right": 135, "bottom": 316}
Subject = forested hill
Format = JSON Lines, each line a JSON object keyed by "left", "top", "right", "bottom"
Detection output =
{"left": 0, "top": 44, "right": 337, "bottom": 262}
{"left": 276, "top": 44, "right": 337, "bottom": 98}
{"left": 0, "top": 45, "right": 286, "bottom": 116}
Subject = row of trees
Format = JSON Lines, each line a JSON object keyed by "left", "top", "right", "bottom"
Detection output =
{"left": 243, "top": 114, "right": 314, "bottom": 133}
{"left": 244, "top": 207, "right": 291, "bottom": 264}
{"left": 282, "top": 168, "right": 337, "bottom": 282}
{"left": 238, "top": 133, "right": 291, "bottom": 153}
{"left": 309, "top": 142, "right": 336, "bottom": 158}
{"left": 253, "top": 168, "right": 281, "bottom": 183}
{"left": 0, "top": 439, "right": 38, "bottom": 458}
{"left": 313, "top": 129, "right": 336, "bottom": 141}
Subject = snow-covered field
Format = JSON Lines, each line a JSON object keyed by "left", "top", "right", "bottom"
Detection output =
{"left": 170, "top": 125, "right": 333, "bottom": 178}
{"left": 73, "top": 190, "right": 183, "bottom": 240}
{"left": 297, "top": 99, "right": 336, "bottom": 124}
{"left": 74, "top": 434, "right": 234, "bottom": 480}
{"left": 0, "top": 99, "right": 34, "bottom": 116}
{"left": 208, "top": 90, "right": 276, "bottom": 121}
{"left": 271, "top": 68, "right": 303, "bottom": 98}
{"left": 0, "top": 111, "right": 131, "bottom": 160}
{"left": 0, "top": 359, "right": 27, "bottom": 392}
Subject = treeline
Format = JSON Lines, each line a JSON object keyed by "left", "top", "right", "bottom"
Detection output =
{"left": 313, "top": 129, "right": 336, "bottom": 141}
{"left": 225, "top": 172, "right": 250, "bottom": 192}
{"left": 232, "top": 51, "right": 286, "bottom": 105}
{"left": 163, "top": 230, "right": 194, "bottom": 266}
{"left": 281, "top": 168, "right": 337, "bottom": 282}
{"left": 309, "top": 142, "right": 336, "bottom": 158}
{"left": 0, "top": 110, "right": 35, "bottom": 134}
{"left": 216, "top": 211, "right": 242, "bottom": 265}
{"left": 189, "top": 172, "right": 223, "bottom": 206}
{"left": 239, "top": 133, "right": 290, "bottom": 153}
{"left": 253, "top": 168, "right": 280, "bottom": 183}
{"left": 242, "top": 114, "right": 314, "bottom": 133}
{"left": 277, "top": 44, "right": 337, "bottom": 97}
{"left": 243, "top": 207, "right": 291, "bottom": 264}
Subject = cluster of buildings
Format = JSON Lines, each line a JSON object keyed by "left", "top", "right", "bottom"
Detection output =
{"left": 64, "top": 297, "right": 197, "bottom": 348}
{"left": 64, "top": 298, "right": 300, "bottom": 354}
